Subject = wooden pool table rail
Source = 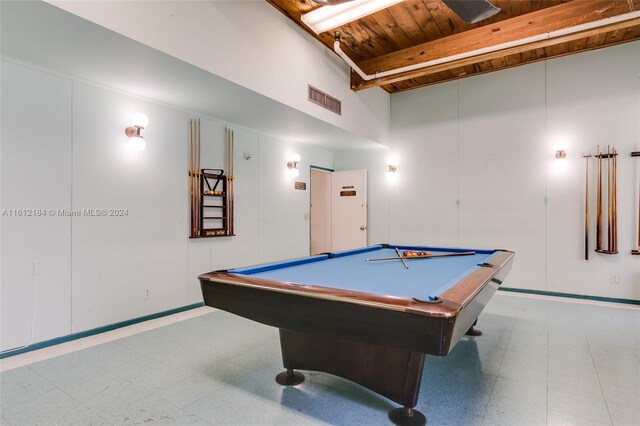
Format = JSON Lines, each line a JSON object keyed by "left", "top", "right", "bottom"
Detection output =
{"left": 199, "top": 249, "right": 514, "bottom": 319}
{"left": 439, "top": 250, "right": 514, "bottom": 308}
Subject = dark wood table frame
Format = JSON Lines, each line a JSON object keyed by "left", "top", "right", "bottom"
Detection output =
{"left": 199, "top": 247, "right": 514, "bottom": 426}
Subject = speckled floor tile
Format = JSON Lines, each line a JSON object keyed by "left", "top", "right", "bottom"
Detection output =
{"left": 547, "top": 388, "right": 611, "bottom": 424}
{"left": 2, "top": 294, "right": 639, "bottom": 425}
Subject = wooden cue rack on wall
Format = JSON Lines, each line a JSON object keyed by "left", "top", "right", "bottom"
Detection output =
{"left": 633, "top": 151, "right": 640, "bottom": 255}
{"left": 188, "top": 119, "right": 235, "bottom": 238}
{"left": 594, "top": 145, "right": 618, "bottom": 255}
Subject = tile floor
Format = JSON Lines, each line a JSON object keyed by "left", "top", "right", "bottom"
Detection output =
{"left": 1, "top": 293, "right": 639, "bottom": 425}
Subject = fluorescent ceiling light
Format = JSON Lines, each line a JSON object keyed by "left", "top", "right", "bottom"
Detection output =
{"left": 301, "top": 0, "right": 404, "bottom": 34}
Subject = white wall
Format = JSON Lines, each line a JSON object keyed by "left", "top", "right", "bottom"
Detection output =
{"left": 1, "top": 1, "right": 383, "bottom": 152}
{"left": 1, "top": 62, "right": 73, "bottom": 350}
{"left": 0, "top": 59, "right": 333, "bottom": 352}
{"left": 47, "top": 0, "right": 391, "bottom": 147}
{"left": 336, "top": 42, "right": 640, "bottom": 300}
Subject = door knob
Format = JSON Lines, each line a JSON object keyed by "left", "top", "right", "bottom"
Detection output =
{"left": 360, "top": 226, "right": 366, "bottom": 230}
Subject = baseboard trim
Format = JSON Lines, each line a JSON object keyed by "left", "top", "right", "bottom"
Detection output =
{"left": 498, "top": 287, "right": 640, "bottom": 306}
{"left": 0, "top": 302, "right": 205, "bottom": 359}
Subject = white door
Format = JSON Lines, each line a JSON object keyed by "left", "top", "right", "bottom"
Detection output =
{"left": 310, "top": 169, "right": 332, "bottom": 255}
{"left": 331, "top": 170, "right": 367, "bottom": 251}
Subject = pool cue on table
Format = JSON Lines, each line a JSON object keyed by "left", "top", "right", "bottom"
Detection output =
{"left": 366, "top": 251, "right": 476, "bottom": 262}
{"left": 395, "top": 247, "right": 409, "bottom": 269}
{"left": 584, "top": 155, "right": 591, "bottom": 260}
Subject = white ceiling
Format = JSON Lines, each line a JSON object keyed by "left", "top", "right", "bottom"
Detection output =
{"left": 0, "top": 1, "right": 385, "bottom": 152}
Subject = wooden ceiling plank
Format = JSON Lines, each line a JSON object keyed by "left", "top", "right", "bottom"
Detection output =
{"left": 605, "top": 29, "right": 623, "bottom": 42}
{"left": 488, "top": 0, "right": 512, "bottom": 24}
{"left": 351, "top": 16, "right": 640, "bottom": 90}
{"left": 490, "top": 56, "right": 509, "bottom": 70}
{"left": 586, "top": 32, "right": 608, "bottom": 48}
{"left": 403, "top": 0, "right": 442, "bottom": 41}
{"left": 339, "top": 22, "right": 384, "bottom": 59}
{"left": 450, "top": 66, "right": 469, "bottom": 78}
{"left": 463, "top": 64, "right": 476, "bottom": 76}
{"left": 356, "top": 1, "right": 636, "bottom": 74}
{"left": 386, "top": 2, "right": 430, "bottom": 45}
{"left": 519, "top": 49, "right": 536, "bottom": 63}
{"left": 622, "top": 24, "right": 640, "bottom": 37}
{"left": 375, "top": 9, "right": 419, "bottom": 49}
{"left": 568, "top": 37, "right": 589, "bottom": 52}
{"left": 358, "top": 15, "right": 404, "bottom": 52}
{"left": 422, "top": 0, "right": 460, "bottom": 37}
{"left": 550, "top": 42, "right": 570, "bottom": 56}
{"left": 508, "top": 0, "right": 532, "bottom": 17}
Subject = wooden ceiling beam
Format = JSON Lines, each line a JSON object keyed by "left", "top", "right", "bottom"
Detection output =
{"left": 354, "top": 17, "right": 640, "bottom": 91}
{"left": 351, "top": 0, "right": 639, "bottom": 90}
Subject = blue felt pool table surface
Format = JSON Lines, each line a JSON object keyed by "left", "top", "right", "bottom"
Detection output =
{"left": 230, "top": 245, "right": 498, "bottom": 302}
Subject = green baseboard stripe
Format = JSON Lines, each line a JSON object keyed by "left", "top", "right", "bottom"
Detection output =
{"left": 0, "top": 302, "right": 205, "bottom": 359}
{"left": 498, "top": 287, "right": 640, "bottom": 306}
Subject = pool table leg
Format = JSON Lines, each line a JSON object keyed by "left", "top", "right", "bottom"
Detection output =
{"left": 465, "top": 319, "right": 483, "bottom": 336}
{"left": 389, "top": 407, "right": 427, "bottom": 426}
{"left": 275, "top": 368, "right": 305, "bottom": 386}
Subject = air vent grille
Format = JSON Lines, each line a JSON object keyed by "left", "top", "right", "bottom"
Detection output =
{"left": 308, "top": 85, "right": 341, "bottom": 115}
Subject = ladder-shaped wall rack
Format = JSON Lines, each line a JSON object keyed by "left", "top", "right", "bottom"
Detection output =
{"left": 188, "top": 119, "right": 235, "bottom": 238}
{"left": 200, "top": 169, "right": 233, "bottom": 237}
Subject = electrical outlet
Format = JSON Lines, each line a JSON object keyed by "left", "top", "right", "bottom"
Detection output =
{"left": 611, "top": 274, "right": 620, "bottom": 285}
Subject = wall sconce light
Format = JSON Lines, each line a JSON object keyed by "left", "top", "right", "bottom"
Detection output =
{"left": 555, "top": 150, "right": 567, "bottom": 159}
{"left": 387, "top": 164, "right": 397, "bottom": 173}
{"left": 287, "top": 153, "right": 301, "bottom": 178}
{"left": 125, "top": 112, "right": 149, "bottom": 152}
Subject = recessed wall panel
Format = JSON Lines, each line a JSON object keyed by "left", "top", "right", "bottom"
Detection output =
{"left": 458, "top": 64, "right": 546, "bottom": 290}
{"left": 1, "top": 61, "right": 72, "bottom": 351}
{"left": 389, "top": 82, "right": 459, "bottom": 246}
{"left": 71, "top": 82, "right": 188, "bottom": 332}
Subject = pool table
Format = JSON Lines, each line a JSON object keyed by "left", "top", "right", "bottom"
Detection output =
{"left": 199, "top": 244, "right": 514, "bottom": 426}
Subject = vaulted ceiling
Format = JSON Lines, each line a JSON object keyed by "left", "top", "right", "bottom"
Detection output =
{"left": 267, "top": 0, "right": 640, "bottom": 93}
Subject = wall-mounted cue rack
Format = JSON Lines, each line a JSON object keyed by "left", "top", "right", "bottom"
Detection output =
{"left": 188, "top": 119, "right": 235, "bottom": 238}
{"left": 583, "top": 146, "right": 640, "bottom": 258}
{"left": 633, "top": 151, "right": 640, "bottom": 255}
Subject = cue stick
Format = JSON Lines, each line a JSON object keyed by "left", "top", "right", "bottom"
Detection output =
{"left": 366, "top": 251, "right": 477, "bottom": 262}
{"left": 188, "top": 119, "right": 191, "bottom": 236}
{"left": 193, "top": 119, "right": 198, "bottom": 236}
{"left": 194, "top": 120, "right": 198, "bottom": 236}
{"left": 584, "top": 155, "right": 591, "bottom": 260}
{"left": 596, "top": 146, "right": 602, "bottom": 250}
{"left": 395, "top": 247, "right": 409, "bottom": 269}
{"left": 229, "top": 128, "right": 234, "bottom": 235}
{"left": 189, "top": 119, "right": 195, "bottom": 237}
{"left": 196, "top": 119, "right": 201, "bottom": 236}
{"left": 225, "top": 128, "right": 228, "bottom": 233}
{"left": 608, "top": 145, "right": 612, "bottom": 251}
{"left": 636, "top": 151, "right": 640, "bottom": 253}
{"left": 636, "top": 153, "right": 640, "bottom": 254}
{"left": 613, "top": 147, "right": 617, "bottom": 252}
{"left": 595, "top": 145, "right": 602, "bottom": 250}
